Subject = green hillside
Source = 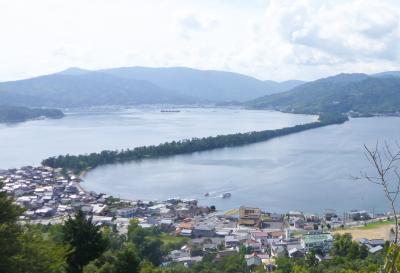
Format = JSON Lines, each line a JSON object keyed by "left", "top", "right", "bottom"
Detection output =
{"left": 249, "top": 73, "right": 400, "bottom": 115}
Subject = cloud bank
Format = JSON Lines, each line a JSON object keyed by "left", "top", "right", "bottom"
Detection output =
{"left": 0, "top": 0, "right": 399, "bottom": 81}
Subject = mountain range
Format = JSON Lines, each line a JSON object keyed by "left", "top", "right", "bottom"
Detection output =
{"left": 0, "top": 67, "right": 304, "bottom": 107}
{"left": 1, "top": 66, "right": 399, "bottom": 114}
{"left": 249, "top": 72, "right": 400, "bottom": 115}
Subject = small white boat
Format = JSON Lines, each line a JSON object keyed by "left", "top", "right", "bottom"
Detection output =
{"left": 222, "top": 192, "right": 231, "bottom": 198}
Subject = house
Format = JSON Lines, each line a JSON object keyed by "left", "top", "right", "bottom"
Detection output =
{"left": 369, "top": 246, "right": 384, "bottom": 254}
{"left": 288, "top": 247, "right": 305, "bottom": 258}
{"left": 271, "top": 245, "right": 287, "bottom": 258}
{"left": 215, "top": 249, "right": 237, "bottom": 261}
{"left": 116, "top": 207, "right": 136, "bottom": 218}
{"left": 174, "top": 256, "right": 203, "bottom": 266}
{"left": 305, "top": 213, "right": 320, "bottom": 223}
{"left": 262, "top": 220, "right": 284, "bottom": 230}
{"left": 368, "top": 239, "right": 385, "bottom": 247}
{"left": 225, "top": 235, "right": 240, "bottom": 248}
{"left": 169, "top": 248, "right": 190, "bottom": 261}
{"left": 251, "top": 231, "right": 269, "bottom": 243}
{"left": 301, "top": 233, "right": 333, "bottom": 254}
{"left": 288, "top": 211, "right": 304, "bottom": 219}
{"left": 270, "top": 213, "right": 284, "bottom": 221}
{"left": 291, "top": 217, "right": 305, "bottom": 229}
{"left": 347, "top": 210, "right": 371, "bottom": 221}
{"left": 324, "top": 209, "right": 338, "bottom": 221}
{"left": 357, "top": 238, "right": 386, "bottom": 251}
{"left": 180, "top": 229, "right": 193, "bottom": 237}
{"left": 239, "top": 206, "right": 261, "bottom": 227}
{"left": 193, "top": 225, "right": 215, "bottom": 238}
{"left": 35, "top": 206, "right": 55, "bottom": 217}
{"left": 245, "top": 253, "right": 262, "bottom": 268}
{"left": 244, "top": 239, "right": 262, "bottom": 252}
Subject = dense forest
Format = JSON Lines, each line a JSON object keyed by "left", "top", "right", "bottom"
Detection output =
{"left": 249, "top": 73, "right": 400, "bottom": 115}
{"left": 42, "top": 114, "right": 348, "bottom": 174}
{"left": 0, "top": 184, "right": 397, "bottom": 273}
{"left": 0, "top": 105, "right": 64, "bottom": 123}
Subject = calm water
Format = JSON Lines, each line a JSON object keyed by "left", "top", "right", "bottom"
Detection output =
{"left": 0, "top": 107, "right": 314, "bottom": 168}
{"left": 83, "top": 116, "right": 400, "bottom": 213}
{"left": 2, "top": 107, "right": 398, "bottom": 213}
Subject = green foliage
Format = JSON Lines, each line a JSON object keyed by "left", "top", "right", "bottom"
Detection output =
{"left": 0, "top": 105, "right": 63, "bottom": 123}
{"left": 127, "top": 219, "right": 164, "bottom": 266}
{"left": 0, "top": 183, "right": 68, "bottom": 273}
{"left": 0, "top": 183, "right": 25, "bottom": 272}
{"left": 331, "top": 233, "right": 353, "bottom": 257}
{"left": 62, "top": 210, "right": 108, "bottom": 273}
{"left": 16, "top": 225, "right": 68, "bottom": 273}
{"left": 305, "top": 250, "right": 318, "bottom": 268}
{"left": 42, "top": 115, "right": 347, "bottom": 173}
{"left": 189, "top": 253, "right": 249, "bottom": 273}
{"left": 250, "top": 74, "right": 400, "bottom": 115}
{"left": 84, "top": 243, "right": 141, "bottom": 273}
{"left": 383, "top": 243, "right": 400, "bottom": 273}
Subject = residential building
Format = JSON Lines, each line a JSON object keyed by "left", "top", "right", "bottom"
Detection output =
{"left": 301, "top": 233, "right": 333, "bottom": 254}
{"left": 239, "top": 206, "right": 261, "bottom": 227}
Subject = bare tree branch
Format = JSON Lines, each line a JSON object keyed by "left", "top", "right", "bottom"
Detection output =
{"left": 354, "top": 142, "right": 400, "bottom": 244}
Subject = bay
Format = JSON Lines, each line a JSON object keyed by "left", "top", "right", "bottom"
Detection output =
{"left": 0, "top": 107, "right": 314, "bottom": 168}
{"left": 83, "top": 116, "right": 400, "bottom": 213}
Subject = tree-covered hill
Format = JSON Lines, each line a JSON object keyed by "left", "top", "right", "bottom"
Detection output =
{"left": 0, "top": 105, "right": 64, "bottom": 123}
{"left": 0, "top": 72, "right": 197, "bottom": 108}
{"left": 249, "top": 73, "right": 400, "bottom": 115}
{"left": 98, "top": 66, "right": 305, "bottom": 102}
{"left": 0, "top": 67, "right": 305, "bottom": 108}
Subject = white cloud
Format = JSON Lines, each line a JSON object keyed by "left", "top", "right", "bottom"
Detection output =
{"left": 0, "top": 0, "right": 399, "bottom": 82}
{"left": 178, "top": 13, "right": 218, "bottom": 40}
{"left": 264, "top": 0, "right": 400, "bottom": 65}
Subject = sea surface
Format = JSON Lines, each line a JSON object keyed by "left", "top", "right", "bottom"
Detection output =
{"left": 1, "top": 107, "right": 398, "bottom": 213}
{"left": 84, "top": 115, "right": 400, "bottom": 213}
{"left": 0, "top": 107, "right": 314, "bottom": 168}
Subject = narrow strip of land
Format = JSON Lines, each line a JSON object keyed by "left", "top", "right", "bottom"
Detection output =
{"left": 42, "top": 113, "right": 348, "bottom": 174}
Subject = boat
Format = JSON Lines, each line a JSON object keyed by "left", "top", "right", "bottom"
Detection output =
{"left": 160, "top": 109, "right": 180, "bottom": 113}
{"left": 204, "top": 192, "right": 210, "bottom": 197}
{"left": 222, "top": 192, "right": 231, "bottom": 198}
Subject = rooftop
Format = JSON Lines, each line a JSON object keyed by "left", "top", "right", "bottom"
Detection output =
{"left": 302, "top": 233, "right": 333, "bottom": 244}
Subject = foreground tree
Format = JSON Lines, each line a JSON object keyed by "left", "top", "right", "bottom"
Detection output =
{"left": 0, "top": 182, "right": 24, "bottom": 272}
{"left": 354, "top": 142, "right": 400, "bottom": 243}
{"left": 353, "top": 142, "right": 400, "bottom": 273}
{"left": 0, "top": 182, "right": 68, "bottom": 273}
{"left": 16, "top": 225, "right": 68, "bottom": 273}
{"left": 62, "top": 210, "right": 108, "bottom": 273}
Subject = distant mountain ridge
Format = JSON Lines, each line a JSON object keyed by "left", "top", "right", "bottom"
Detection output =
{"left": 249, "top": 72, "right": 400, "bottom": 115}
{"left": 98, "top": 66, "right": 304, "bottom": 102}
{"left": 0, "top": 72, "right": 197, "bottom": 107}
{"left": 0, "top": 67, "right": 304, "bottom": 108}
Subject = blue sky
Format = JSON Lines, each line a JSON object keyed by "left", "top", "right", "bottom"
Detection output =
{"left": 0, "top": 0, "right": 399, "bottom": 81}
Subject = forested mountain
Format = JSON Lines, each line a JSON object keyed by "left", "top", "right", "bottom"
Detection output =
{"left": 98, "top": 67, "right": 304, "bottom": 102}
{"left": 0, "top": 67, "right": 304, "bottom": 107}
{"left": 249, "top": 73, "right": 400, "bottom": 115}
{"left": 372, "top": 71, "right": 400, "bottom": 79}
{"left": 0, "top": 105, "right": 64, "bottom": 123}
{"left": 0, "top": 72, "right": 196, "bottom": 107}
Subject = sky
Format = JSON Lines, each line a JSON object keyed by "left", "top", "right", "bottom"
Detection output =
{"left": 0, "top": 0, "right": 399, "bottom": 82}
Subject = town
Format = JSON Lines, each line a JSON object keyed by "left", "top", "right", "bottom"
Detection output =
{"left": 0, "top": 165, "right": 392, "bottom": 271}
